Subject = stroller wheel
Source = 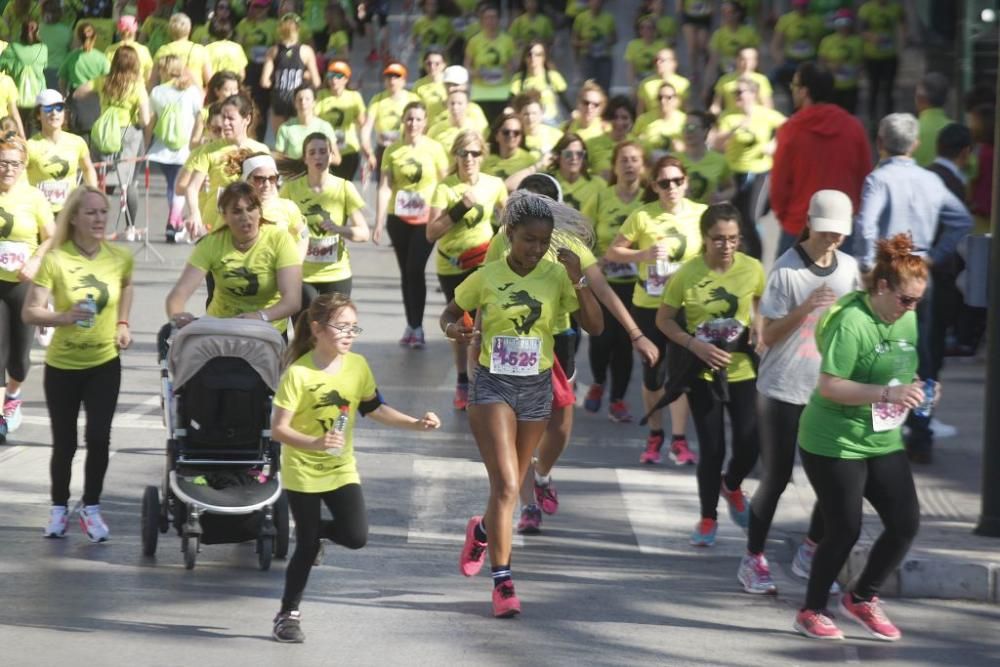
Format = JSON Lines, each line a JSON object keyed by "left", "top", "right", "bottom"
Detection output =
{"left": 141, "top": 486, "right": 160, "bottom": 557}
{"left": 274, "top": 492, "right": 290, "bottom": 559}
{"left": 257, "top": 535, "right": 274, "bottom": 571}
{"left": 183, "top": 535, "right": 199, "bottom": 570}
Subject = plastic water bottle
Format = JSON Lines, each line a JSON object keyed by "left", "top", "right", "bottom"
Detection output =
{"left": 913, "top": 379, "right": 937, "bottom": 418}
{"left": 77, "top": 294, "right": 97, "bottom": 328}
{"left": 326, "top": 406, "right": 350, "bottom": 457}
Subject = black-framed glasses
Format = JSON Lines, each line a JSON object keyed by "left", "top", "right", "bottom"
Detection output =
{"left": 0, "top": 159, "right": 23, "bottom": 170}
{"left": 500, "top": 128, "right": 522, "bottom": 137}
{"left": 251, "top": 174, "right": 278, "bottom": 185}
{"left": 581, "top": 99, "right": 602, "bottom": 108}
{"left": 456, "top": 149, "right": 483, "bottom": 159}
{"left": 561, "top": 149, "right": 585, "bottom": 160}
{"left": 708, "top": 234, "right": 741, "bottom": 247}
{"left": 656, "top": 177, "right": 685, "bottom": 189}
{"left": 325, "top": 323, "right": 364, "bottom": 336}
{"left": 41, "top": 103, "right": 65, "bottom": 113}
{"left": 529, "top": 50, "right": 545, "bottom": 57}
{"left": 659, "top": 94, "right": 675, "bottom": 101}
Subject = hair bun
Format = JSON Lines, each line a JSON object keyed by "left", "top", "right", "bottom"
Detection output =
{"left": 875, "top": 233, "right": 915, "bottom": 264}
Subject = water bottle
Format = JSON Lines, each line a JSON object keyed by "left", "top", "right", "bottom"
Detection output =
{"left": 913, "top": 379, "right": 937, "bottom": 418}
{"left": 77, "top": 294, "right": 97, "bottom": 328}
{"left": 326, "top": 406, "right": 350, "bottom": 457}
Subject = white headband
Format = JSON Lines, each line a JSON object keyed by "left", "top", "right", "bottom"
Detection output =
{"left": 242, "top": 154, "right": 277, "bottom": 180}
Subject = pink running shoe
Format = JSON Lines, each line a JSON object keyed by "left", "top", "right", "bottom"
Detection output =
{"left": 607, "top": 400, "right": 633, "bottom": 423}
{"left": 639, "top": 432, "right": 664, "bottom": 464}
{"left": 794, "top": 609, "right": 845, "bottom": 640}
{"left": 492, "top": 580, "right": 521, "bottom": 618}
{"left": 534, "top": 479, "right": 558, "bottom": 515}
{"left": 669, "top": 438, "right": 697, "bottom": 465}
{"left": 516, "top": 505, "right": 541, "bottom": 534}
{"left": 839, "top": 594, "right": 901, "bottom": 641}
{"left": 399, "top": 327, "right": 414, "bottom": 347}
{"left": 459, "top": 516, "right": 487, "bottom": 577}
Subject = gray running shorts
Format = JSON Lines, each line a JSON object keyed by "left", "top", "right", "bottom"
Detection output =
{"left": 469, "top": 365, "right": 553, "bottom": 421}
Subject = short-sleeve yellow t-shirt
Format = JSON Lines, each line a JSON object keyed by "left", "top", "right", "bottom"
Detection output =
{"left": 0, "top": 183, "right": 53, "bottom": 283}
{"left": 430, "top": 173, "right": 508, "bottom": 276}
{"left": 382, "top": 136, "right": 449, "bottom": 221}
{"left": 718, "top": 107, "right": 786, "bottom": 174}
{"left": 315, "top": 89, "right": 366, "bottom": 155}
{"left": 184, "top": 138, "right": 271, "bottom": 230}
{"left": 152, "top": 40, "right": 209, "bottom": 88}
{"left": 581, "top": 185, "right": 645, "bottom": 282}
{"left": 26, "top": 131, "right": 90, "bottom": 211}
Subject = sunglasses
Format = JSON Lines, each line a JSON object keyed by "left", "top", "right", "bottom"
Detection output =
{"left": 656, "top": 177, "right": 685, "bottom": 189}
{"left": 581, "top": 100, "right": 602, "bottom": 108}
{"left": 384, "top": 72, "right": 402, "bottom": 79}
{"left": 500, "top": 128, "right": 522, "bottom": 137}
{"left": 561, "top": 149, "right": 585, "bottom": 160}
{"left": 456, "top": 149, "right": 483, "bottom": 159}
{"left": 659, "top": 94, "right": 675, "bottom": 101}
{"left": 251, "top": 174, "right": 278, "bottom": 185}
{"left": 736, "top": 88, "right": 753, "bottom": 96}
{"left": 895, "top": 292, "right": 922, "bottom": 308}
{"left": 42, "top": 103, "right": 65, "bottom": 113}
{"left": 329, "top": 72, "right": 346, "bottom": 79}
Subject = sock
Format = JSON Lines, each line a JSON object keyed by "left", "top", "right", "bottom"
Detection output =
{"left": 491, "top": 565, "right": 512, "bottom": 587}
{"left": 534, "top": 471, "right": 550, "bottom": 486}
{"left": 671, "top": 434, "right": 686, "bottom": 442}
{"left": 457, "top": 372, "right": 469, "bottom": 385}
{"left": 473, "top": 519, "right": 487, "bottom": 543}
{"left": 850, "top": 592, "right": 870, "bottom": 604}
{"left": 650, "top": 429, "right": 664, "bottom": 439}
{"left": 5, "top": 391, "right": 19, "bottom": 401}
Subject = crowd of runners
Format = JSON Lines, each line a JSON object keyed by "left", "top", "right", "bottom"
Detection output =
{"left": 0, "top": 0, "right": 992, "bottom": 648}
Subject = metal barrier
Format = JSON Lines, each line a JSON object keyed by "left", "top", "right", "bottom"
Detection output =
{"left": 91, "top": 155, "right": 165, "bottom": 263}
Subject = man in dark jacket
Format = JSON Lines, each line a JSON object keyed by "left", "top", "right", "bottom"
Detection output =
{"left": 770, "top": 63, "right": 872, "bottom": 259}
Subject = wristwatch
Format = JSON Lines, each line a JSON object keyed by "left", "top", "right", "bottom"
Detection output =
{"left": 573, "top": 275, "right": 588, "bottom": 290}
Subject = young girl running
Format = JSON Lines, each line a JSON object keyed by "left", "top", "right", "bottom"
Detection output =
{"left": 441, "top": 192, "right": 603, "bottom": 617}
{"left": 270, "top": 293, "right": 441, "bottom": 643}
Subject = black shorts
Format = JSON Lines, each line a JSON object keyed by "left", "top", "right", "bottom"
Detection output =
{"left": 470, "top": 365, "right": 552, "bottom": 421}
{"left": 682, "top": 14, "right": 712, "bottom": 29}
{"left": 270, "top": 92, "right": 296, "bottom": 119}
{"left": 438, "top": 269, "right": 476, "bottom": 304}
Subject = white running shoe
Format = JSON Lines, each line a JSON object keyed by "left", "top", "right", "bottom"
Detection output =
{"left": 930, "top": 418, "right": 957, "bottom": 439}
{"left": 173, "top": 227, "right": 189, "bottom": 244}
{"left": 79, "top": 505, "right": 110, "bottom": 543}
{"left": 125, "top": 227, "right": 137, "bottom": 242}
{"left": 3, "top": 395, "right": 22, "bottom": 432}
{"left": 44, "top": 505, "right": 68, "bottom": 538}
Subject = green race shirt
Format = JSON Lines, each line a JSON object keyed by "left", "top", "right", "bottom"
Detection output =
{"left": 274, "top": 351, "right": 377, "bottom": 493}
{"left": 412, "top": 15, "right": 455, "bottom": 52}
{"left": 465, "top": 31, "right": 517, "bottom": 101}
{"left": 366, "top": 90, "right": 420, "bottom": 147}
{"left": 662, "top": 252, "right": 765, "bottom": 382}
{"left": 678, "top": 150, "right": 732, "bottom": 205}
{"left": 509, "top": 69, "right": 568, "bottom": 123}
{"left": 280, "top": 174, "right": 365, "bottom": 283}
{"left": 430, "top": 173, "right": 507, "bottom": 276}
{"left": 572, "top": 9, "right": 616, "bottom": 59}
{"left": 714, "top": 71, "right": 773, "bottom": 113}
{"left": 709, "top": 25, "right": 761, "bottom": 72}
{"left": 187, "top": 224, "right": 301, "bottom": 331}
{"left": 858, "top": 1, "right": 903, "bottom": 59}
{"left": 914, "top": 107, "right": 952, "bottom": 168}
{"left": 625, "top": 38, "right": 669, "bottom": 81}
{"left": 775, "top": 12, "right": 825, "bottom": 60}
{"left": 718, "top": 107, "right": 786, "bottom": 174}
{"left": 0, "top": 183, "right": 52, "bottom": 283}
{"left": 59, "top": 49, "right": 110, "bottom": 90}
{"left": 26, "top": 131, "right": 89, "bottom": 211}
{"left": 274, "top": 117, "right": 339, "bottom": 159}
{"left": 581, "top": 185, "right": 645, "bottom": 283}
{"left": 635, "top": 110, "right": 687, "bottom": 160}
{"left": 818, "top": 33, "right": 864, "bottom": 90}
{"left": 557, "top": 173, "right": 605, "bottom": 212}
{"left": 184, "top": 138, "right": 271, "bottom": 231}
{"left": 481, "top": 148, "right": 535, "bottom": 182}
{"left": 383, "top": 136, "right": 449, "bottom": 221}
{"left": 315, "top": 89, "right": 366, "bottom": 155}
{"left": 798, "top": 291, "right": 918, "bottom": 459}
{"left": 34, "top": 241, "right": 132, "bottom": 370}
{"left": 638, "top": 73, "right": 692, "bottom": 111}
{"left": 412, "top": 75, "right": 447, "bottom": 121}
{"left": 510, "top": 13, "right": 554, "bottom": 46}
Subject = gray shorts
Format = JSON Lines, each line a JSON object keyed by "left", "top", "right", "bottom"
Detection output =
{"left": 469, "top": 365, "right": 553, "bottom": 421}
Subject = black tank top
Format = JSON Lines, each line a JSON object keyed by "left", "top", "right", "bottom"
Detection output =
{"left": 273, "top": 43, "right": 305, "bottom": 102}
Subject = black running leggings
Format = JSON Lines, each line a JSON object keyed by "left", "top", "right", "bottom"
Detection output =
{"left": 281, "top": 484, "right": 368, "bottom": 613}
{"left": 45, "top": 357, "right": 122, "bottom": 506}
{"left": 631, "top": 305, "right": 668, "bottom": 392}
{"left": 800, "top": 448, "right": 919, "bottom": 611}
{"left": 386, "top": 215, "right": 434, "bottom": 329}
{"left": 747, "top": 395, "right": 824, "bottom": 554}
{"left": 0, "top": 279, "right": 32, "bottom": 384}
{"left": 588, "top": 281, "right": 635, "bottom": 401}
{"left": 687, "top": 378, "right": 759, "bottom": 521}
{"left": 865, "top": 57, "right": 898, "bottom": 122}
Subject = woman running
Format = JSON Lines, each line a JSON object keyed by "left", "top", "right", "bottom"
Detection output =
{"left": 678, "top": 0, "right": 713, "bottom": 92}
{"left": 678, "top": 111, "right": 736, "bottom": 206}
{"left": 442, "top": 191, "right": 603, "bottom": 617}
{"left": 166, "top": 181, "right": 302, "bottom": 333}
{"left": 427, "top": 129, "right": 507, "bottom": 410}
{"left": 180, "top": 93, "right": 269, "bottom": 237}
{"left": 738, "top": 190, "right": 859, "bottom": 595}
{"left": 547, "top": 132, "right": 605, "bottom": 212}
{"left": 270, "top": 293, "right": 441, "bottom": 643}
{"left": 656, "top": 203, "right": 764, "bottom": 547}
{"left": 482, "top": 112, "right": 537, "bottom": 191}
{"left": 374, "top": 100, "right": 448, "bottom": 349}
{"left": 0, "top": 135, "right": 54, "bottom": 441}
{"left": 634, "top": 81, "right": 687, "bottom": 163}
{"left": 148, "top": 56, "right": 203, "bottom": 242}
{"left": 793, "top": 234, "right": 929, "bottom": 642}
{"left": 24, "top": 186, "right": 133, "bottom": 542}
{"left": 360, "top": 61, "right": 419, "bottom": 175}
{"left": 315, "top": 60, "right": 367, "bottom": 181}
{"left": 224, "top": 151, "right": 308, "bottom": 260}
{"left": 279, "top": 133, "right": 369, "bottom": 301}
{"left": 606, "top": 156, "right": 702, "bottom": 466}
{"left": 274, "top": 85, "right": 339, "bottom": 161}
{"left": 586, "top": 95, "right": 637, "bottom": 181}
{"left": 564, "top": 81, "right": 609, "bottom": 144}
{"left": 463, "top": 3, "right": 516, "bottom": 123}
{"left": 509, "top": 40, "right": 569, "bottom": 125}
{"left": 261, "top": 13, "right": 320, "bottom": 137}
{"left": 582, "top": 141, "right": 647, "bottom": 422}
{"left": 195, "top": 71, "right": 240, "bottom": 145}
{"left": 26, "top": 89, "right": 98, "bottom": 213}
{"left": 514, "top": 91, "right": 563, "bottom": 166}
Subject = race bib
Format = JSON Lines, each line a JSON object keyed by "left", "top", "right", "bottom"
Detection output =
{"left": 38, "top": 180, "right": 69, "bottom": 207}
{"left": 395, "top": 190, "right": 430, "bottom": 224}
{"left": 379, "top": 130, "right": 400, "bottom": 146}
{"left": 789, "top": 40, "right": 814, "bottom": 59}
{"left": 490, "top": 336, "right": 541, "bottom": 376}
{"left": 604, "top": 261, "right": 637, "bottom": 280}
{"left": 872, "top": 380, "right": 908, "bottom": 432}
{"left": 695, "top": 317, "right": 745, "bottom": 345}
{"left": 480, "top": 68, "right": 504, "bottom": 85}
{"left": 0, "top": 240, "right": 29, "bottom": 273}
{"left": 835, "top": 64, "right": 859, "bottom": 84}
{"left": 305, "top": 235, "right": 341, "bottom": 263}
{"left": 643, "top": 259, "right": 674, "bottom": 296}
{"left": 334, "top": 129, "right": 347, "bottom": 149}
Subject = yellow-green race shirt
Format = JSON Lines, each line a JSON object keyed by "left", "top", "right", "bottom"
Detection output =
{"left": 430, "top": 173, "right": 508, "bottom": 276}
{"left": 382, "top": 136, "right": 449, "bottom": 222}
{"left": 0, "top": 183, "right": 53, "bottom": 283}
{"left": 581, "top": 185, "right": 645, "bottom": 283}
{"left": 26, "top": 131, "right": 90, "bottom": 211}
{"left": 678, "top": 150, "right": 732, "bottom": 205}
{"left": 315, "top": 89, "right": 366, "bottom": 156}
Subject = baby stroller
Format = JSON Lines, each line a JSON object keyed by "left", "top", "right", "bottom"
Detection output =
{"left": 141, "top": 317, "right": 290, "bottom": 571}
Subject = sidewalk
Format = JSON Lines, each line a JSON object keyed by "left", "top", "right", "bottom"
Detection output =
{"left": 776, "top": 353, "right": 1000, "bottom": 603}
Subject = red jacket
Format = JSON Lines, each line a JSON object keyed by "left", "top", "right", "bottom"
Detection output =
{"left": 770, "top": 104, "right": 872, "bottom": 236}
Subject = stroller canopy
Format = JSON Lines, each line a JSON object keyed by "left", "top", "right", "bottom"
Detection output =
{"left": 169, "top": 317, "right": 285, "bottom": 392}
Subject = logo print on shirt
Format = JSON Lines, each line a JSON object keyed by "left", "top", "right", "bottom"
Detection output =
{"left": 325, "top": 107, "right": 345, "bottom": 129}
{"left": 305, "top": 203, "right": 335, "bottom": 236}
{"left": 687, "top": 171, "right": 708, "bottom": 201}
{"left": 76, "top": 273, "right": 110, "bottom": 313}
{"left": 483, "top": 46, "right": 501, "bottom": 66}
{"left": 502, "top": 290, "right": 542, "bottom": 335}
{"left": 463, "top": 203, "right": 484, "bottom": 228}
{"left": 399, "top": 157, "right": 423, "bottom": 184}
{"left": 222, "top": 264, "right": 260, "bottom": 297}
{"left": 0, "top": 207, "right": 13, "bottom": 237}
{"left": 704, "top": 284, "right": 739, "bottom": 319}
{"left": 662, "top": 227, "right": 688, "bottom": 261}
{"left": 308, "top": 384, "right": 350, "bottom": 432}
{"left": 47, "top": 155, "right": 70, "bottom": 180}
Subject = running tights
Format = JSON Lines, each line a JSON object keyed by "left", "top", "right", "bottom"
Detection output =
{"left": 747, "top": 396, "right": 824, "bottom": 555}
{"left": 386, "top": 215, "right": 434, "bottom": 329}
{"left": 865, "top": 57, "right": 898, "bottom": 123}
{"left": 0, "top": 279, "right": 31, "bottom": 383}
{"left": 46, "top": 357, "right": 122, "bottom": 506}
{"left": 281, "top": 484, "right": 368, "bottom": 613}
{"left": 588, "top": 281, "right": 635, "bottom": 401}
{"left": 800, "top": 449, "right": 919, "bottom": 611}
{"left": 687, "top": 378, "right": 759, "bottom": 521}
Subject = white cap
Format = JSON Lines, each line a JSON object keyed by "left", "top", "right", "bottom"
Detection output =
{"left": 807, "top": 189, "right": 853, "bottom": 235}
{"left": 36, "top": 89, "right": 65, "bottom": 106}
{"left": 443, "top": 65, "right": 469, "bottom": 86}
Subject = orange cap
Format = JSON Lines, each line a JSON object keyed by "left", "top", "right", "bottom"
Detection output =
{"left": 327, "top": 60, "right": 352, "bottom": 78}
{"left": 383, "top": 62, "right": 407, "bottom": 78}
